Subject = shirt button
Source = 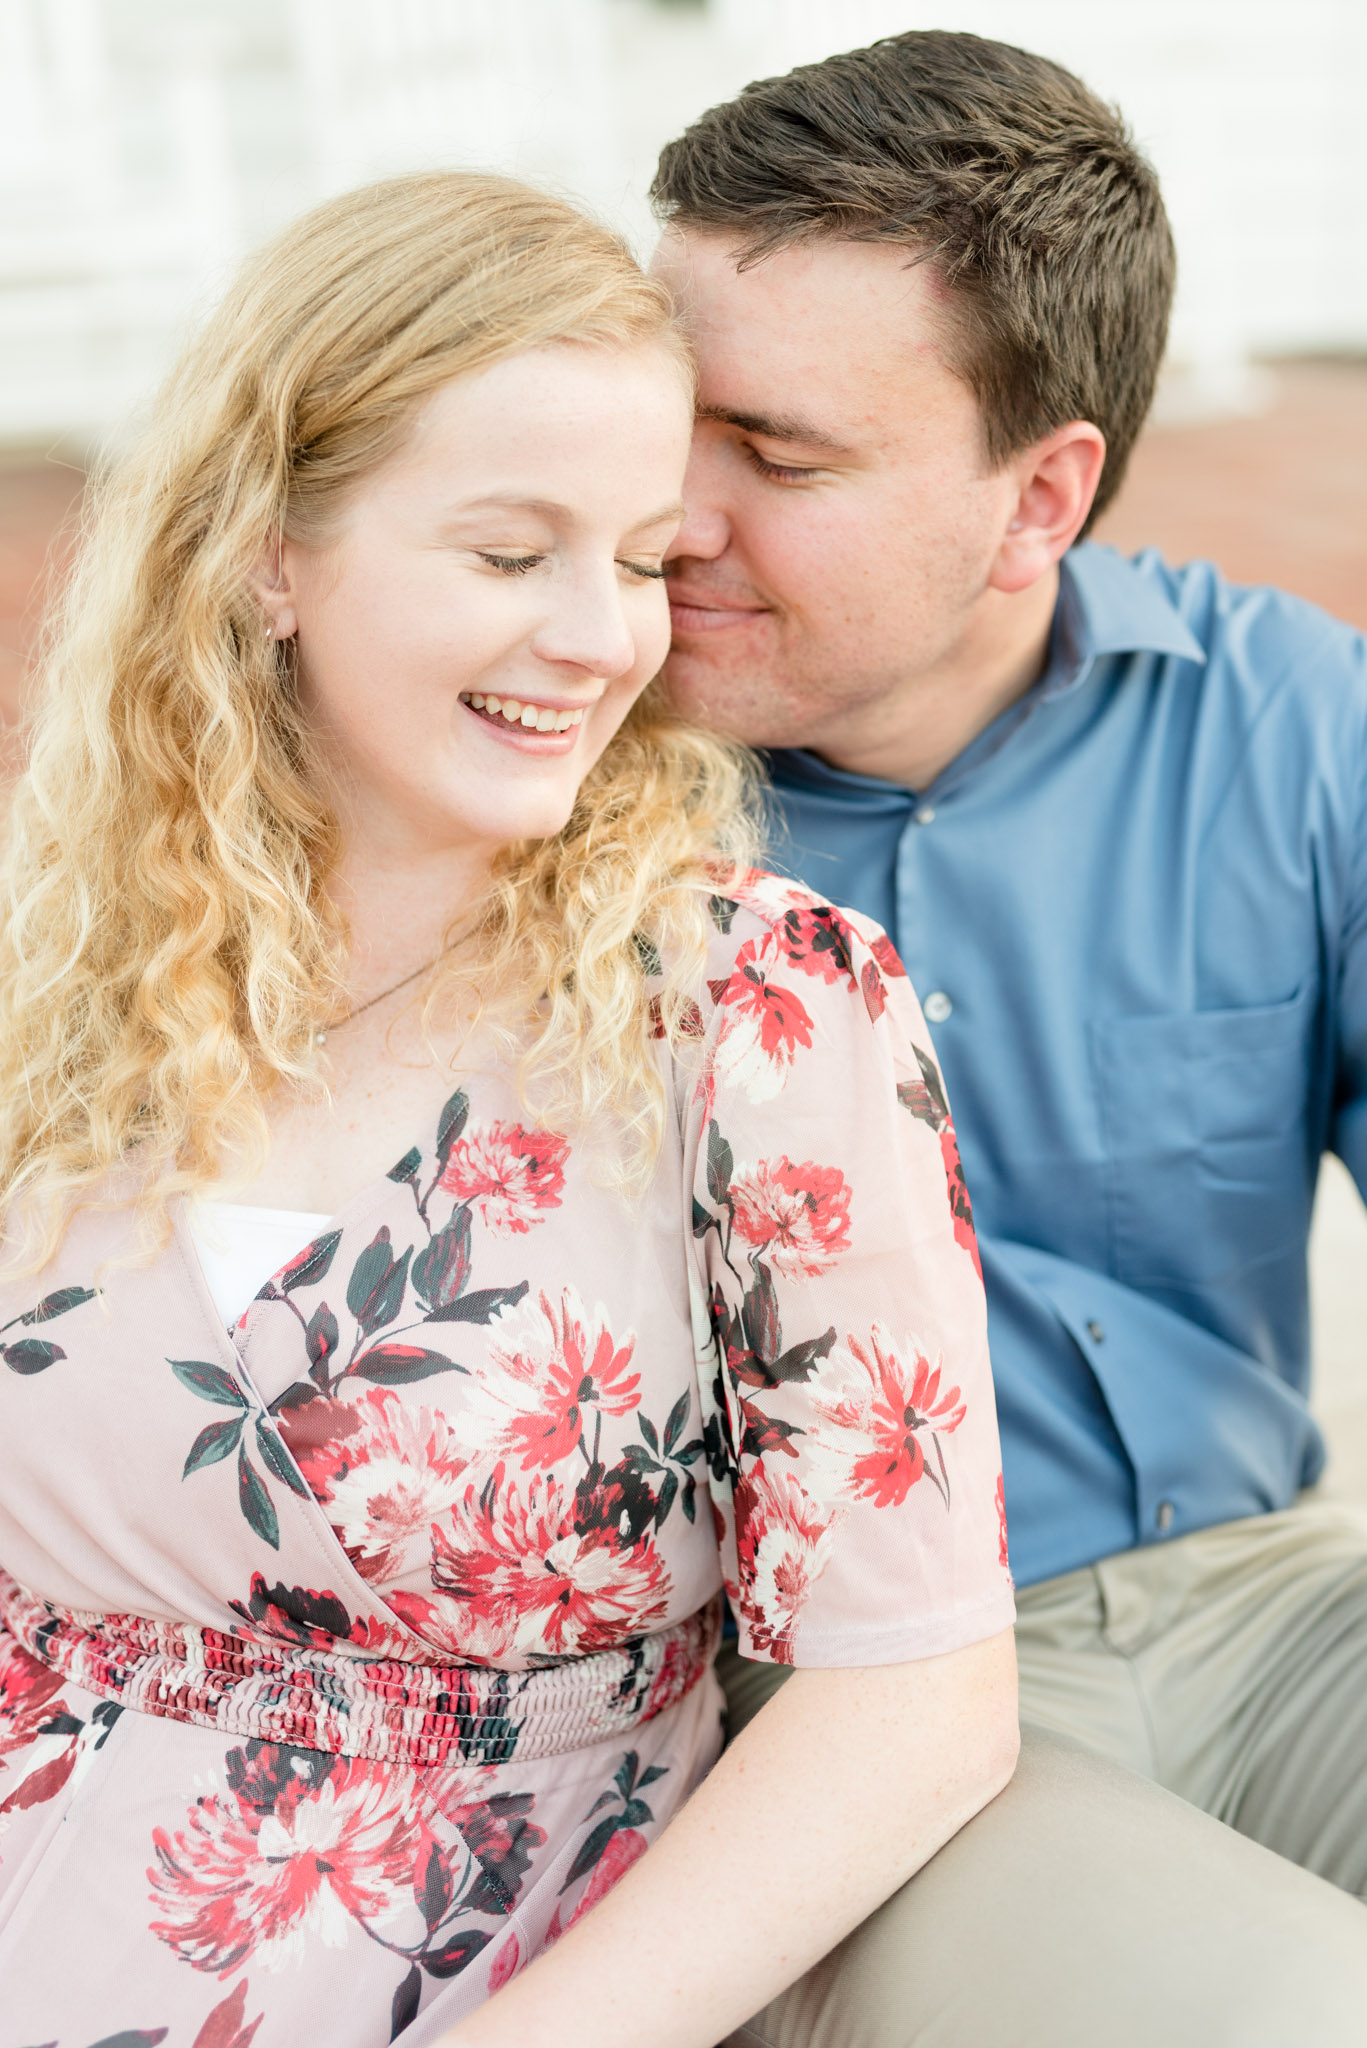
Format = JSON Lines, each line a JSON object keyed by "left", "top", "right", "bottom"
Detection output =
{"left": 1156, "top": 1500, "right": 1175, "bottom": 1533}
{"left": 1086, "top": 1320, "right": 1105, "bottom": 1344}
{"left": 914, "top": 804, "right": 936, "bottom": 825}
{"left": 923, "top": 990, "right": 953, "bottom": 1024}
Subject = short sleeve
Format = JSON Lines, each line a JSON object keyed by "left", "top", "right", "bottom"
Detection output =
{"left": 684, "top": 879, "right": 1014, "bottom": 1668}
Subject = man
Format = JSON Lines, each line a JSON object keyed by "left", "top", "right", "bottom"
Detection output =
{"left": 651, "top": 29, "right": 1367, "bottom": 2047}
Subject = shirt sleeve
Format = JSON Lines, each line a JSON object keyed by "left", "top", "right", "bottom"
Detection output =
{"left": 684, "top": 882, "right": 1015, "bottom": 1667}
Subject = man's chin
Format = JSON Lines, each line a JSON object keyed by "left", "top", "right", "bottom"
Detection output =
{"left": 660, "top": 650, "right": 800, "bottom": 749}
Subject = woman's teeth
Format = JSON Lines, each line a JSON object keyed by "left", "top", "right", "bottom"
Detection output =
{"left": 462, "top": 693, "right": 584, "bottom": 734}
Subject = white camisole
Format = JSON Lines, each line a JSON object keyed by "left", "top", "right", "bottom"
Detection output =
{"left": 187, "top": 1200, "right": 333, "bottom": 1327}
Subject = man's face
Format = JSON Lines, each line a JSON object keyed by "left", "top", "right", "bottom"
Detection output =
{"left": 654, "top": 229, "right": 1024, "bottom": 750}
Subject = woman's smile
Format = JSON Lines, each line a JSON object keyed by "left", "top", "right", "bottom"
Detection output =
{"left": 458, "top": 688, "right": 591, "bottom": 752}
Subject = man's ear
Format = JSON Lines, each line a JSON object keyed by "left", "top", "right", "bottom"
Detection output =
{"left": 988, "top": 422, "right": 1107, "bottom": 596}
{"left": 248, "top": 530, "right": 299, "bottom": 642}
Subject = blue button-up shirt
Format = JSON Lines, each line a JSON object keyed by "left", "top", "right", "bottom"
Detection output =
{"left": 765, "top": 542, "right": 1367, "bottom": 1587}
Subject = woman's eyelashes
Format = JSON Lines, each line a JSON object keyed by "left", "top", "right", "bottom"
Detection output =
{"left": 475, "top": 550, "right": 665, "bottom": 581}
{"left": 745, "top": 447, "right": 822, "bottom": 485}
{"left": 477, "top": 551, "right": 544, "bottom": 575}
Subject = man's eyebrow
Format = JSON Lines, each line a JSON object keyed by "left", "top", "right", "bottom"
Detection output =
{"left": 696, "top": 403, "right": 853, "bottom": 455}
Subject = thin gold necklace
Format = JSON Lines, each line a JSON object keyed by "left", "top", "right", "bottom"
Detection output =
{"left": 313, "top": 927, "right": 475, "bottom": 1049}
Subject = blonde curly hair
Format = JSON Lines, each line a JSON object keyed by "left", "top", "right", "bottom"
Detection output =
{"left": 0, "top": 170, "right": 758, "bottom": 1254}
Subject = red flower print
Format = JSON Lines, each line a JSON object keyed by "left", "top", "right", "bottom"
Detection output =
{"left": 0, "top": 1631, "right": 66, "bottom": 1769}
{"left": 713, "top": 940, "right": 814, "bottom": 1103}
{"left": 345, "top": 1611, "right": 421, "bottom": 1658}
{"left": 869, "top": 931, "right": 908, "bottom": 981}
{"left": 861, "top": 958, "right": 888, "bottom": 1022}
{"left": 545, "top": 1825, "right": 649, "bottom": 1946}
{"left": 939, "top": 1119, "right": 982, "bottom": 1282}
{"left": 487, "top": 1928, "right": 523, "bottom": 1991}
{"left": 0, "top": 1632, "right": 103, "bottom": 1835}
{"left": 727, "top": 869, "right": 811, "bottom": 921}
{"left": 895, "top": 1047, "right": 981, "bottom": 1279}
{"left": 774, "top": 904, "right": 855, "bottom": 986}
{"left": 460, "top": 1287, "right": 640, "bottom": 1471}
{"left": 439, "top": 1121, "right": 568, "bottom": 1235}
{"left": 733, "top": 1465, "right": 839, "bottom": 1665}
{"left": 728, "top": 1158, "right": 852, "bottom": 1281}
{"left": 544, "top": 1748, "right": 665, "bottom": 1945}
{"left": 380, "top": 1588, "right": 475, "bottom": 1659}
{"left": 808, "top": 1324, "right": 966, "bottom": 1510}
{"left": 649, "top": 993, "right": 705, "bottom": 1041}
{"left": 149, "top": 1756, "right": 424, "bottom": 1975}
{"left": 191, "top": 1979, "right": 264, "bottom": 2048}
{"left": 429, "top": 1469, "right": 671, "bottom": 1665}
{"left": 854, "top": 935, "right": 909, "bottom": 1021}
{"left": 995, "top": 1472, "right": 1010, "bottom": 1575}
{"left": 282, "top": 1387, "right": 469, "bottom": 1586}
{"left": 227, "top": 1575, "right": 353, "bottom": 1651}
{"left": 419, "top": 1774, "right": 546, "bottom": 1919}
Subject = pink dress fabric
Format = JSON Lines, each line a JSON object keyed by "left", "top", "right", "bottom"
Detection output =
{"left": 0, "top": 875, "right": 1013, "bottom": 2048}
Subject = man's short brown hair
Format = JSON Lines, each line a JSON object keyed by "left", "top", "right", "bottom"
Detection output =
{"left": 651, "top": 30, "right": 1175, "bottom": 526}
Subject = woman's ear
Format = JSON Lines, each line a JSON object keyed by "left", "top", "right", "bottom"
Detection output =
{"left": 988, "top": 422, "right": 1107, "bottom": 596}
{"left": 248, "top": 530, "right": 299, "bottom": 642}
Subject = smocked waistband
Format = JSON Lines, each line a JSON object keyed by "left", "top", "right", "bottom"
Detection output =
{"left": 0, "top": 1568, "right": 720, "bottom": 1768}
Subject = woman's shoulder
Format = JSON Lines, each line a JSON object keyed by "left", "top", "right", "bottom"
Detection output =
{"left": 658, "top": 869, "right": 928, "bottom": 1113}
{"left": 698, "top": 868, "right": 910, "bottom": 1011}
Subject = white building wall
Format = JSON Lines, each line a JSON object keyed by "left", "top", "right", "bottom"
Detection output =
{"left": 1, "top": 0, "right": 1364, "bottom": 446}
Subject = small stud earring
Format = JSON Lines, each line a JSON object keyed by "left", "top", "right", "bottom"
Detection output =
{"left": 265, "top": 624, "right": 274, "bottom": 643}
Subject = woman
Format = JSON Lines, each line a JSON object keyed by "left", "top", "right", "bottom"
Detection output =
{"left": 0, "top": 172, "right": 1016, "bottom": 2048}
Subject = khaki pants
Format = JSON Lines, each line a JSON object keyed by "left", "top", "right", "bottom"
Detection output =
{"left": 722, "top": 1500, "right": 1367, "bottom": 2047}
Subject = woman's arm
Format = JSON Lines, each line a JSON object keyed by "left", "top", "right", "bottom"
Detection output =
{"left": 441, "top": 1626, "right": 1018, "bottom": 2048}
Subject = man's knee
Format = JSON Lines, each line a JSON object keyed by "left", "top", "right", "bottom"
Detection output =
{"left": 726, "top": 1724, "right": 1367, "bottom": 2048}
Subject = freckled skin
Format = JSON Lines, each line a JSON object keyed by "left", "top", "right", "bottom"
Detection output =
{"left": 277, "top": 342, "right": 692, "bottom": 862}
{"left": 654, "top": 230, "right": 1101, "bottom": 791}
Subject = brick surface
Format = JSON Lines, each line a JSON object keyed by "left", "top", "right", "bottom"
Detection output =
{"left": 0, "top": 456, "right": 85, "bottom": 757}
{"left": 1095, "top": 360, "right": 1367, "bottom": 630}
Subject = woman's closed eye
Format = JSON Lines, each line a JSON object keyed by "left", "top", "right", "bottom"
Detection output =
{"left": 477, "top": 551, "right": 545, "bottom": 575}
{"left": 475, "top": 552, "right": 664, "bottom": 580}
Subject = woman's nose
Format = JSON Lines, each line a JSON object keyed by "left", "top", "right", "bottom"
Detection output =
{"left": 533, "top": 573, "right": 639, "bottom": 682}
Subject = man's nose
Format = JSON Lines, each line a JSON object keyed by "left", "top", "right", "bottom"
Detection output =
{"left": 666, "top": 448, "right": 730, "bottom": 563}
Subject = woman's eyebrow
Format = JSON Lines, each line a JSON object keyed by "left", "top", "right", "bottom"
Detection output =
{"left": 696, "top": 402, "right": 852, "bottom": 456}
{"left": 445, "top": 495, "right": 685, "bottom": 528}
{"left": 632, "top": 498, "right": 687, "bottom": 530}
{"left": 447, "top": 494, "right": 575, "bottom": 521}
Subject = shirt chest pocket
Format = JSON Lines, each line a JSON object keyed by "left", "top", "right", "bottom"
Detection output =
{"left": 1089, "top": 986, "right": 1317, "bottom": 1288}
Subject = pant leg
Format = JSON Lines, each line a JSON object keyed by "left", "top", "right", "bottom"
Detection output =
{"left": 1011, "top": 1558, "right": 1160, "bottom": 1775}
{"left": 717, "top": 1717, "right": 1367, "bottom": 2048}
{"left": 1096, "top": 1499, "right": 1367, "bottom": 1897}
{"left": 1009, "top": 1501, "right": 1367, "bottom": 1898}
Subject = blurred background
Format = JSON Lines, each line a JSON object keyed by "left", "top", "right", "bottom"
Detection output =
{"left": 0, "top": 0, "right": 1364, "bottom": 1484}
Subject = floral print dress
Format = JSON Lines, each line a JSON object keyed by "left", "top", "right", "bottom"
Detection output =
{"left": 0, "top": 875, "right": 1013, "bottom": 2048}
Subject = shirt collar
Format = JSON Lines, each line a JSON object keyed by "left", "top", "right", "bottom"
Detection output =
{"left": 767, "top": 544, "right": 1207, "bottom": 799}
{"left": 1044, "top": 542, "right": 1206, "bottom": 700}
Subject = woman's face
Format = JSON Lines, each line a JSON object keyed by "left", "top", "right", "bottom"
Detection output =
{"left": 272, "top": 341, "right": 692, "bottom": 861}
